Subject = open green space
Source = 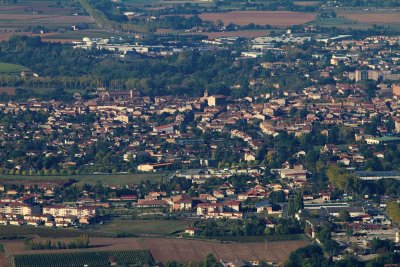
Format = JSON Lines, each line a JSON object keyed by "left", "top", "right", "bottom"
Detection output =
{"left": 218, "top": 234, "right": 309, "bottom": 243}
{"left": 0, "top": 225, "right": 97, "bottom": 238}
{"left": 93, "top": 218, "right": 191, "bottom": 236}
{"left": 0, "top": 62, "right": 29, "bottom": 73}
{"left": 0, "top": 172, "right": 168, "bottom": 186}
{"left": 310, "top": 17, "right": 374, "bottom": 30}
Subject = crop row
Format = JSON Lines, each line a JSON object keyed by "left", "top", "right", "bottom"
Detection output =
{"left": 13, "top": 250, "right": 154, "bottom": 267}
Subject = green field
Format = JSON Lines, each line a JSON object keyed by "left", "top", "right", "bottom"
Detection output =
{"left": 0, "top": 62, "right": 29, "bottom": 73}
{"left": 0, "top": 172, "right": 168, "bottom": 186}
{"left": 218, "top": 234, "right": 309, "bottom": 243}
{"left": 310, "top": 17, "right": 374, "bottom": 30}
{"left": 13, "top": 250, "right": 154, "bottom": 267}
{"left": 0, "top": 225, "right": 101, "bottom": 238}
{"left": 94, "top": 219, "right": 191, "bottom": 236}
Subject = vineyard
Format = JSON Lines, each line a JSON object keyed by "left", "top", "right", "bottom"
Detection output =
{"left": 12, "top": 250, "right": 154, "bottom": 267}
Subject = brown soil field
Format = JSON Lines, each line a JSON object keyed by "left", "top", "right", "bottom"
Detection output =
{"left": 0, "top": 87, "right": 16, "bottom": 95}
{"left": 338, "top": 13, "right": 400, "bottom": 24}
{"left": 199, "top": 11, "right": 316, "bottom": 26}
{"left": 0, "top": 252, "right": 9, "bottom": 267}
{"left": 2, "top": 237, "right": 309, "bottom": 263}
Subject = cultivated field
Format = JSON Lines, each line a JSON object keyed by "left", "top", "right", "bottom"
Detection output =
{"left": 12, "top": 250, "right": 154, "bottom": 267}
{"left": 0, "top": 225, "right": 94, "bottom": 239}
{"left": 2, "top": 237, "right": 309, "bottom": 263}
{"left": 0, "top": 1, "right": 75, "bottom": 16}
{"left": 0, "top": 87, "right": 16, "bottom": 95}
{"left": 205, "top": 30, "right": 271, "bottom": 39}
{"left": 0, "top": 0, "right": 94, "bottom": 42}
{"left": 94, "top": 219, "right": 192, "bottom": 236}
{"left": 0, "top": 172, "right": 167, "bottom": 186}
{"left": 199, "top": 11, "right": 316, "bottom": 26}
{"left": 0, "top": 14, "right": 92, "bottom": 28}
{"left": 338, "top": 12, "right": 400, "bottom": 25}
{"left": 311, "top": 17, "right": 374, "bottom": 30}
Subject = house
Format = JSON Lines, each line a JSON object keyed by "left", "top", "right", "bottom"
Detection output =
{"left": 135, "top": 199, "right": 169, "bottom": 209}
{"left": 101, "top": 90, "right": 139, "bottom": 101}
{"left": 171, "top": 195, "right": 193, "bottom": 211}
{"left": 255, "top": 200, "right": 271, "bottom": 213}
{"left": 184, "top": 227, "right": 199, "bottom": 236}
{"left": 321, "top": 206, "right": 366, "bottom": 218}
{"left": 27, "top": 220, "right": 41, "bottom": 227}
{"left": 321, "top": 193, "right": 331, "bottom": 202}
{"left": 197, "top": 203, "right": 223, "bottom": 216}
{"left": 208, "top": 95, "right": 226, "bottom": 106}
{"left": 153, "top": 124, "right": 174, "bottom": 134}
{"left": 137, "top": 162, "right": 173, "bottom": 172}
{"left": 43, "top": 205, "right": 97, "bottom": 219}
{"left": 213, "top": 190, "right": 225, "bottom": 199}
{"left": 0, "top": 202, "right": 40, "bottom": 216}
{"left": 145, "top": 191, "right": 167, "bottom": 200}
{"left": 9, "top": 219, "right": 25, "bottom": 226}
{"left": 355, "top": 171, "right": 400, "bottom": 181}
{"left": 45, "top": 221, "right": 56, "bottom": 227}
{"left": 224, "top": 200, "right": 241, "bottom": 212}
{"left": 205, "top": 212, "right": 243, "bottom": 219}
{"left": 199, "top": 194, "right": 218, "bottom": 202}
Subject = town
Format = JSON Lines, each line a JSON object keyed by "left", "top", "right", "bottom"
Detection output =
{"left": 0, "top": 33, "right": 399, "bottom": 266}
{"left": 0, "top": 0, "right": 399, "bottom": 264}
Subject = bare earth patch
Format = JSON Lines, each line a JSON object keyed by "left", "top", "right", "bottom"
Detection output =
{"left": 2, "top": 237, "right": 309, "bottom": 264}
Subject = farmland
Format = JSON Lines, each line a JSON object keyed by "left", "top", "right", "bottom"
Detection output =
{"left": 93, "top": 218, "right": 192, "bottom": 236}
{"left": 0, "top": 0, "right": 93, "bottom": 42}
{"left": 199, "top": 11, "right": 317, "bottom": 26}
{"left": 338, "top": 12, "right": 400, "bottom": 25}
{"left": 310, "top": 16, "right": 375, "bottom": 30}
{"left": 12, "top": 250, "right": 154, "bottom": 267}
{"left": 0, "top": 225, "right": 99, "bottom": 239}
{"left": 205, "top": 30, "right": 271, "bottom": 39}
{"left": 0, "top": 172, "right": 167, "bottom": 186}
{"left": 0, "top": 1, "right": 77, "bottom": 16}
{"left": 0, "top": 87, "right": 16, "bottom": 95}
{"left": 2, "top": 237, "right": 309, "bottom": 264}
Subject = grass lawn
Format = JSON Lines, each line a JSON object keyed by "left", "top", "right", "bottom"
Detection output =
{"left": 0, "top": 62, "right": 28, "bottom": 73}
{"left": 310, "top": 17, "right": 374, "bottom": 30}
{"left": 0, "top": 173, "right": 168, "bottom": 186}
{"left": 95, "top": 219, "right": 192, "bottom": 236}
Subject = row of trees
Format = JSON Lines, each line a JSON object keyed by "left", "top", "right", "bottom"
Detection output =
{"left": 193, "top": 217, "right": 303, "bottom": 238}
{"left": 78, "top": 0, "right": 149, "bottom": 33}
{"left": 24, "top": 235, "right": 90, "bottom": 250}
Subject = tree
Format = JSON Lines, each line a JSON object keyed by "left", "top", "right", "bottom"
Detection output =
{"left": 203, "top": 254, "right": 222, "bottom": 267}
{"left": 338, "top": 210, "right": 351, "bottom": 222}
{"left": 326, "top": 165, "right": 359, "bottom": 191}
{"left": 285, "top": 245, "right": 328, "bottom": 267}
{"left": 387, "top": 201, "right": 400, "bottom": 225}
{"left": 324, "top": 239, "right": 340, "bottom": 257}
